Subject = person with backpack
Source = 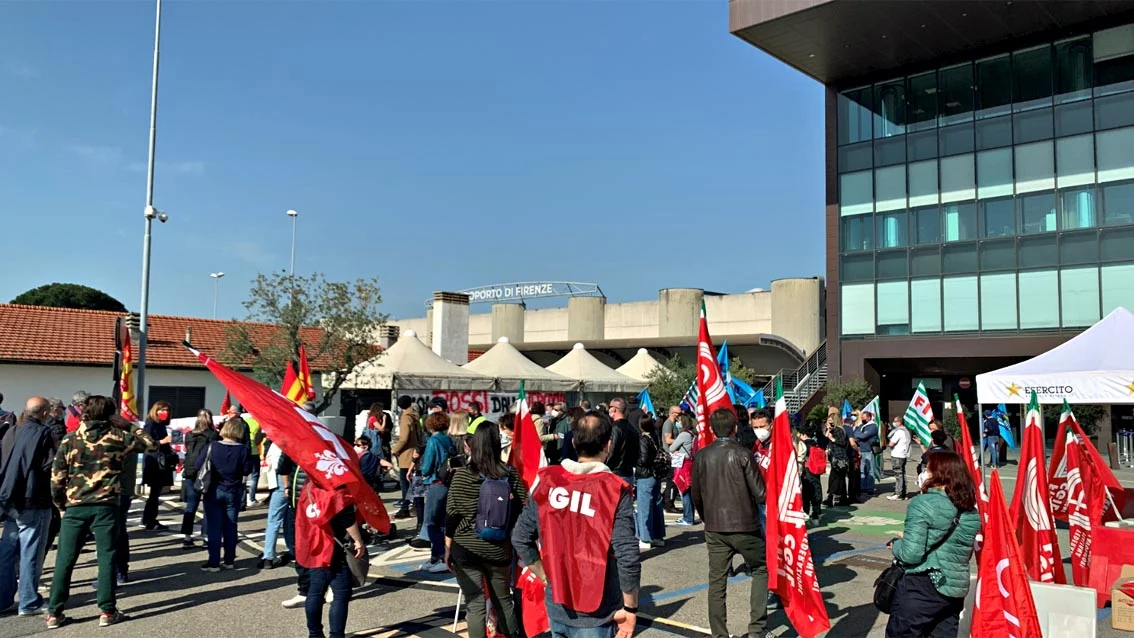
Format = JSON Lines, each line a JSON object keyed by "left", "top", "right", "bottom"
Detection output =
{"left": 634, "top": 417, "right": 667, "bottom": 550}
{"left": 444, "top": 423, "right": 527, "bottom": 638}
{"left": 797, "top": 423, "right": 824, "bottom": 526}
{"left": 180, "top": 410, "right": 218, "bottom": 548}
{"left": 419, "top": 412, "right": 455, "bottom": 573}
{"left": 823, "top": 417, "right": 852, "bottom": 508}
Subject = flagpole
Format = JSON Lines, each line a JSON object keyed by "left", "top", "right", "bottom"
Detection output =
{"left": 978, "top": 402, "right": 986, "bottom": 483}
{"left": 136, "top": 0, "right": 163, "bottom": 412}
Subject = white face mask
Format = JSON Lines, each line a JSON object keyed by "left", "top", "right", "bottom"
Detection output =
{"left": 500, "top": 432, "right": 512, "bottom": 447}
{"left": 354, "top": 446, "right": 364, "bottom": 455}
{"left": 550, "top": 410, "right": 560, "bottom": 419}
{"left": 755, "top": 428, "right": 771, "bottom": 442}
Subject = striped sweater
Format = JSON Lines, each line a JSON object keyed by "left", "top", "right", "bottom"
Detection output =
{"left": 445, "top": 466, "right": 528, "bottom": 565}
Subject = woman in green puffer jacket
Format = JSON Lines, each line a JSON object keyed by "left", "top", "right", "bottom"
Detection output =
{"left": 885, "top": 451, "right": 981, "bottom": 638}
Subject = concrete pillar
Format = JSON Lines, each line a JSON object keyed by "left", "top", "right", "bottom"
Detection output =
{"left": 377, "top": 325, "right": 400, "bottom": 349}
{"left": 658, "top": 288, "right": 703, "bottom": 338}
{"left": 491, "top": 303, "right": 525, "bottom": 344}
{"left": 431, "top": 292, "right": 470, "bottom": 364}
{"left": 770, "top": 277, "right": 823, "bottom": 356}
{"left": 567, "top": 297, "right": 605, "bottom": 342}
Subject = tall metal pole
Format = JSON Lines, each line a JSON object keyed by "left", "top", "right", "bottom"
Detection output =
{"left": 212, "top": 277, "right": 220, "bottom": 319}
{"left": 289, "top": 211, "right": 298, "bottom": 276}
{"left": 136, "top": 0, "right": 162, "bottom": 412}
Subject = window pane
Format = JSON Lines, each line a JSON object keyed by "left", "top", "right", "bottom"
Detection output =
{"left": 1097, "top": 127, "right": 1134, "bottom": 184}
{"left": 1103, "top": 182, "right": 1134, "bottom": 226}
{"left": 981, "top": 273, "right": 1018, "bottom": 330}
{"left": 943, "top": 202, "right": 977, "bottom": 242}
{"left": 1094, "top": 24, "right": 1134, "bottom": 96}
{"left": 977, "top": 148, "right": 1013, "bottom": 198}
{"left": 943, "top": 242, "right": 978, "bottom": 273}
{"left": 910, "top": 246, "right": 941, "bottom": 276}
{"left": 912, "top": 206, "right": 941, "bottom": 245}
{"left": 981, "top": 197, "right": 1016, "bottom": 238}
{"left": 875, "top": 165, "right": 906, "bottom": 212}
{"left": 908, "top": 160, "right": 939, "bottom": 207}
{"left": 1055, "top": 100, "right": 1094, "bottom": 137}
{"left": 839, "top": 142, "right": 873, "bottom": 173}
{"left": 874, "top": 80, "right": 906, "bottom": 138}
{"left": 1056, "top": 37, "right": 1093, "bottom": 103}
{"left": 1056, "top": 135, "right": 1095, "bottom": 188}
{"left": 1015, "top": 140, "right": 1055, "bottom": 193}
{"left": 943, "top": 276, "right": 979, "bottom": 331}
{"left": 876, "top": 212, "right": 908, "bottom": 249}
{"left": 840, "top": 170, "right": 873, "bottom": 216}
{"left": 976, "top": 116, "right": 1013, "bottom": 149}
{"left": 1060, "top": 187, "right": 1097, "bottom": 230}
{"left": 908, "top": 130, "right": 939, "bottom": 161}
{"left": 941, "top": 154, "right": 975, "bottom": 202}
{"left": 1019, "top": 234, "right": 1058, "bottom": 268}
{"left": 841, "top": 283, "right": 875, "bottom": 335}
{"left": 1094, "top": 90, "right": 1134, "bottom": 130}
{"left": 1102, "top": 226, "right": 1134, "bottom": 260}
{"left": 940, "top": 123, "right": 975, "bottom": 156}
{"left": 1018, "top": 270, "right": 1060, "bottom": 328}
{"left": 1018, "top": 192, "right": 1057, "bottom": 235}
{"left": 1061, "top": 267, "right": 1100, "bottom": 327}
{"left": 976, "top": 55, "right": 1012, "bottom": 118}
{"left": 908, "top": 72, "right": 938, "bottom": 131}
{"left": 877, "top": 249, "right": 908, "bottom": 279}
{"left": 1014, "top": 45, "right": 1054, "bottom": 111}
{"left": 980, "top": 238, "right": 1016, "bottom": 271}
{"left": 840, "top": 253, "right": 874, "bottom": 281}
{"left": 939, "top": 64, "right": 974, "bottom": 126}
{"left": 838, "top": 87, "right": 873, "bottom": 145}
{"left": 876, "top": 281, "right": 909, "bottom": 334}
{"left": 1102, "top": 264, "right": 1134, "bottom": 315}
{"left": 1060, "top": 231, "right": 1098, "bottom": 264}
{"left": 1014, "top": 108, "right": 1054, "bottom": 144}
{"left": 841, "top": 214, "right": 874, "bottom": 251}
{"left": 874, "top": 138, "right": 906, "bottom": 167}
{"left": 910, "top": 278, "right": 942, "bottom": 333}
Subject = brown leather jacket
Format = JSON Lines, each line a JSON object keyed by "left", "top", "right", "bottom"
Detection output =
{"left": 391, "top": 407, "right": 421, "bottom": 469}
{"left": 691, "top": 438, "right": 766, "bottom": 534}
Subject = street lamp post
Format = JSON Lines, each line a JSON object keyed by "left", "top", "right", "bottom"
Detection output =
{"left": 287, "top": 209, "right": 298, "bottom": 276}
{"left": 136, "top": 0, "right": 164, "bottom": 412}
{"left": 210, "top": 272, "right": 225, "bottom": 319}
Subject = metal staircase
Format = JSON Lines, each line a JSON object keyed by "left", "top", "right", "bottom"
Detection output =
{"left": 760, "top": 340, "right": 828, "bottom": 413}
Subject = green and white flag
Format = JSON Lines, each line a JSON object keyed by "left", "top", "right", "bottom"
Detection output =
{"left": 861, "top": 395, "right": 880, "bottom": 420}
{"left": 904, "top": 382, "right": 934, "bottom": 446}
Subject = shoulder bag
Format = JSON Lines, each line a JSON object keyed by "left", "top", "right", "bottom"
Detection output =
{"left": 194, "top": 443, "right": 215, "bottom": 495}
{"left": 874, "top": 512, "right": 960, "bottom": 614}
{"left": 336, "top": 537, "right": 370, "bottom": 588}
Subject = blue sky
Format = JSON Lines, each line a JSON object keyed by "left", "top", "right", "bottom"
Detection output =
{"left": 0, "top": 0, "right": 823, "bottom": 321}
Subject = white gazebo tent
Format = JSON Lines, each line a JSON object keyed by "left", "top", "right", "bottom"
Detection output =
{"left": 463, "top": 337, "right": 581, "bottom": 392}
{"left": 616, "top": 348, "right": 665, "bottom": 382}
{"left": 336, "top": 330, "right": 494, "bottom": 391}
{"left": 976, "top": 306, "right": 1134, "bottom": 405}
{"left": 546, "top": 343, "right": 647, "bottom": 394}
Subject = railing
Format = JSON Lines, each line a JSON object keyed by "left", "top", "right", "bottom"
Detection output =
{"left": 760, "top": 340, "right": 828, "bottom": 412}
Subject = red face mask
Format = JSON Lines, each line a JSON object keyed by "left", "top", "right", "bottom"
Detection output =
{"left": 156, "top": 410, "right": 170, "bottom": 420}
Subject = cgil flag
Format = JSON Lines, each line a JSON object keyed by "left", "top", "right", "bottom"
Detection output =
{"left": 510, "top": 380, "right": 545, "bottom": 490}
{"left": 1007, "top": 391, "right": 1064, "bottom": 584}
{"left": 694, "top": 301, "right": 732, "bottom": 449}
{"left": 298, "top": 344, "right": 316, "bottom": 401}
{"left": 1064, "top": 439, "right": 1102, "bottom": 587}
{"left": 1047, "top": 399, "right": 1124, "bottom": 522}
{"left": 903, "top": 382, "right": 934, "bottom": 446}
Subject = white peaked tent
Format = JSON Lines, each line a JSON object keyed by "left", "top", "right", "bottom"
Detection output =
{"left": 546, "top": 343, "right": 647, "bottom": 393}
{"left": 463, "top": 337, "right": 580, "bottom": 392}
{"left": 617, "top": 348, "right": 665, "bottom": 382}
{"left": 976, "top": 306, "right": 1134, "bottom": 404}
{"left": 336, "top": 330, "right": 494, "bottom": 391}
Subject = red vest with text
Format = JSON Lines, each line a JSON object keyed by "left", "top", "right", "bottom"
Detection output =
{"left": 531, "top": 466, "right": 627, "bottom": 614}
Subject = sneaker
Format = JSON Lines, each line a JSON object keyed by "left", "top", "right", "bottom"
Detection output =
{"left": 393, "top": 508, "right": 413, "bottom": 520}
{"left": 808, "top": 517, "right": 821, "bottom": 527}
{"left": 423, "top": 560, "right": 448, "bottom": 574}
{"left": 221, "top": 563, "right": 235, "bottom": 571}
{"left": 116, "top": 573, "right": 128, "bottom": 586}
{"left": 45, "top": 614, "right": 67, "bottom": 629}
{"left": 145, "top": 523, "right": 169, "bottom": 531}
{"left": 407, "top": 538, "right": 430, "bottom": 549}
{"left": 270, "top": 555, "right": 290, "bottom": 569}
{"left": 201, "top": 563, "right": 221, "bottom": 573}
{"left": 281, "top": 594, "right": 306, "bottom": 609}
{"left": 256, "top": 558, "right": 266, "bottom": 569}
{"left": 99, "top": 610, "right": 127, "bottom": 627}
{"left": 19, "top": 601, "right": 47, "bottom": 616}
{"left": 886, "top": 494, "right": 902, "bottom": 501}
{"left": 673, "top": 519, "right": 694, "bottom": 527}
{"left": 651, "top": 539, "right": 666, "bottom": 548}
{"left": 638, "top": 541, "right": 652, "bottom": 551}
{"left": 182, "top": 538, "right": 195, "bottom": 549}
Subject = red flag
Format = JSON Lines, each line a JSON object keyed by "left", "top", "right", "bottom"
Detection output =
{"left": 509, "top": 381, "right": 545, "bottom": 490}
{"left": 185, "top": 343, "right": 389, "bottom": 534}
{"left": 1048, "top": 400, "right": 1123, "bottom": 522}
{"left": 295, "top": 482, "right": 349, "bottom": 568}
{"left": 1064, "top": 440, "right": 1106, "bottom": 587}
{"left": 298, "top": 344, "right": 316, "bottom": 401}
{"left": 281, "top": 360, "right": 305, "bottom": 404}
{"left": 972, "top": 471, "right": 1043, "bottom": 638}
{"left": 116, "top": 317, "right": 140, "bottom": 422}
{"left": 694, "top": 301, "right": 731, "bottom": 449}
{"left": 764, "top": 379, "right": 830, "bottom": 638}
{"left": 219, "top": 391, "right": 232, "bottom": 416}
{"left": 1008, "top": 391, "right": 1064, "bottom": 584}
{"left": 518, "top": 565, "right": 550, "bottom": 637}
{"left": 954, "top": 399, "right": 988, "bottom": 551}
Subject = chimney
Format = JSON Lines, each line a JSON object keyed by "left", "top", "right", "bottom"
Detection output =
{"left": 377, "top": 324, "right": 400, "bottom": 349}
{"left": 431, "top": 292, "right": 470, "bottom": 364}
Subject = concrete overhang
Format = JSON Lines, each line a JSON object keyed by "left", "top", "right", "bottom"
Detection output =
{"left": 729, "top": 0, "right": 1134, "bottom": 86}
{"left": 476, "top": 333, "right": 806, "bottom": 364}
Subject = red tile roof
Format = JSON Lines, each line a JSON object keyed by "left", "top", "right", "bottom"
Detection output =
{"left": 467, "top": 350, "right": 485, "bottom": 362}
{"left": 0, "top": 304, "right": 335, "bottom": 370}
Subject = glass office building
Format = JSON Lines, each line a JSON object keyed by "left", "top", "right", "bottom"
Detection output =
{"left": 836, "top": 24, "right": 1134, "bottom": 339}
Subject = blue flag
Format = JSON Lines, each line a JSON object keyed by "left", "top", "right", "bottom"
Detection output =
{"left": 717, "top": 342, "right": 737, "bottom": 403}
{"left": 748, "top": 388, "right": 766, "bottom": 409}
{"left": 730, "top": 376, "right": 758, "bottom": 406}
{"left": 994, "top": 403, "right": 1018, "bottom": 449}
{"left": 637, "top": 389, "right": 656, "bottom": 417}
{"left": 842, "top": 399, "right": 853, "bottom": 420}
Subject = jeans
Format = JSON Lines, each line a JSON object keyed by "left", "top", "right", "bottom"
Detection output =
{"left": 306, "top": 561, "right": 352, "bottom": 638}
{"left": 204, "top": 485, "right": 241, "bottom": 566}
{"left": 263, "top": 488, "right": 288, "bottom": 560}
{"left": 424, "top": 482, "right": 448, "bottom": 561}
{"left": 549, "top": 621, "right": 615, "bottom": 638}
{"left": 143, "top": 484, "right": 163, "bottom": 527}
{"left": 452, "top": 561, "right": 519, "bottom": 638}
{"left": 180, "top": 478, "right": 207, "bottom": 537}
{"left": 398, "top": 468, "right": 410, "bottom": 505}
{"left": 247, "top": 460, "right": 261, "bottom": 504}
{"left": 680, "top": 490, "right": 695, "bottom": 524}
{"left": 860, "top": 450, "right": 877, "bottom": 494}
{"left": 705, "top": 531, "right": 768, "bottom": 638}
{"left": 984, "top": 435, "right": 1001, "bottom": 468}
{"left": 757, "top": 504, "right": 767, "bottom": 540}
{"left": 0, "top": 507, "right": 52, "bottom": 612}
{"left": 892, "top": 456, "right": 908, "bottom": 498}
{"left": 634, "top": 477, "right": 665, "bottom": 544}
{"left": 48, "top": 505, "right": 119, "bottom": 615}
{"left": 885, "top": 572, "right": 964, "bottom": 638}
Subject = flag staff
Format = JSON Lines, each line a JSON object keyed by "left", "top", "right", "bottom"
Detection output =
{"left": 977, "top": 402, "right": 986, "bottom": 483}
{"left": 136, "top": 0, "right": 164, "bottom": 411}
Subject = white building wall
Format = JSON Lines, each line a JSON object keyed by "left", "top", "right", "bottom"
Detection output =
{"left": 604, "top": 301, "right": 660, "bottom": 340}
{"left": 524, "top": 308, "right": 569, "bottom": 343}
{"left": 705, "top": 293, "right": 773, "bottom": 337}
{"left": 469, "top": 314, "right": 492, "bottom": 346}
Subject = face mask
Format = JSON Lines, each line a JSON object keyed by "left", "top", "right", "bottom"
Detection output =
{"left": 550, "top": 410, "right": 560, "bottom": 419}
{"left": 354, "top": 446, "right": 365, "bottom": 455}
{"left": 893, "top": 422, "right": 902, "bottom": 429}
{"left": 500, "top": 433, "right": 512, "bottom": 447}
{"left": 755, "top": 428, "right": 771, "bottom": 442}
{"left": 156, "top": 410, "right": 170, "bottom": 420}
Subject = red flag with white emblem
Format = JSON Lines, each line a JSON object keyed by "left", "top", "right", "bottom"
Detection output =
{"left": 1064, "top": 440, "right": 1105, "bottom": 587}
{"left": 1048, "top": 399, "right": 1123, "bottom": 522}
{"left": 295, "top": 482, "right": 349, "bottom": 568}
{"left": 1008, "top": 391, "right": 1064, "bottom": 584}
{"left": 694, "top": 300, "right": 731, "bottom": 449}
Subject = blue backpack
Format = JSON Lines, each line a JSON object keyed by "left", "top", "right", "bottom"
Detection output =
{"left": 475, "top": 475, "right": 513, "bottom": 542}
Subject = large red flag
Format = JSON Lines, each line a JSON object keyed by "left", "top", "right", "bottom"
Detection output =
{"left": 298, "top": 344, "right": 316, "bottom": 401}
{"left": 295, "top": 482, "right": 350, "bottom": 568}
{"left": 1008, "top": 391, "right": 1064, "bottom": 584}
{"left": 972, "top": 471, "right": 1044, "bottom": 638}
{"left": 509, "top": 381, "right": 545, "bottom": 490}
{"left": 1064, "top": 439, "right": 1107, "bottom": 587}
{"left": 954, "top": 399, "right": 987, "bottom": 530}
{"left": 1048, "top": 400, "right": 1123, "bottom": 522}
{"left": 764, "top": 378, "right": 830, "bottom": 638}
{"left": 219, "top": 391, "right": 232, "bottom": 416}
{"left": 694, "top": 300, "right": 731, "bottom": 449}
{"left": 184, "top": 343, "right": 389, "bottom": 536}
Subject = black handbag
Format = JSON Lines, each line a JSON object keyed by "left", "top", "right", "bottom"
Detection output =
{"left": 193, "top": 444, "right": 215, "bottom": 495}
{"left": 874, "top": 513, "right": 960, "bottom": 614}
{"left": 336, "top": 537, "right": 370, "bottom": 588}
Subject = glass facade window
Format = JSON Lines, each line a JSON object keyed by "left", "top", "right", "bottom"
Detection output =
{"left": 976, "top": 116, "right": 1013, "bottom": 149}
{"left": 1018, "top": 270, "right": 1060, "bottom": 328}
{"left": 981, "top": 273, "right": 1018, "bottom": 330}
{"left": 908, "top": 160, "right": 939, "bottom": 207}
{"left": 877, "top": 250, "right": 909, "bottom": 279}
{"left": 875, "top": 165, "right": 906, "bottom": 211}
{"left": 1093, "top": 25, "right": 1134, "bottom": 96}
{"left": 910, "top": 278, "right": 942, "bottom": 332}
{"left": 940, "top": 123, "right": 975, "bottom": 156}
{"left": 1097, "top": 127, "right": 1134, "bottom": 183}
{"left": 874, "top": 80, "right": 906, "bottom": 138}
{"left": 1015, "top": 140, "right": 1055, "bottom": 193}
{"left": 1061, "top": 267, "right": 1100, "bottom": 326}
{"left": 939, "top": 64, "right": 974, "bottom": 125}
{"left": 840, "top": 170, "right": 873, "bottom": 216}
{"left": 907, "top": 72, "right": 937, "bottom": 131}
{"left": 1102, "top": 263, "right": 1134, "bottom": 314}
{"left": 912, "top": 206, "right": 941, "bottom": 245}
{"left": 1060, "top": 187, "right": 1097, "bottom": 230}
{"left": 1061, "top": 231, "right": 1098, "bottom": 264}
{"left": 977, "top": 148, "right": 1013, "bottom": 198}
{"left": 943, "top": 242, "right": 978, "bottom": 274}
{"left": 981, "top": 197, "right": 1015, "bottom": 237}
{"left": 910, "top": 246, "right": 941, "bottom": 276}
{"left": 877, "top": 211, "right": 907, "bottom": 249}
{"left": 1056, "top": 37, "right": 1093, "bottom": 102}
{"left": 941, "top": 154, "right": 975, "bottom": 202}
{"left": 1055, "top": 100, "right": 1094, "bottom": 136}
{"left": 1094, "top": 91, "right": 1134, "bottom": 129}
{"left": 1056, "top": 135, "right": 1095, "bottom": 188}
{"left": 841, "top": 283, "right": 875, "bottom": 335}
{"left": 1014, "top": 108, "right": 1054, "bottom": 144}
{"left": 1103, "top": 181, "right": 1134, "bottom": 225}
{"left": 1014, "top": 45, "right": 1054, "bottom": 111}
{"left": 980, "top": 238, "right": 1016, "bottom": 271}
{"left": 977, "top": 55, "right": 1013, "bottom": 118}
{"left": 838, "top": 87, "right": 872, "bottom": 145}
{"left": 1102, "top": 226, "right": 1134, "bottom": 260}
{"left": 943, "top": 202, "right": 977, "bottom": 242}
{"left": 1019, "top": 192, "right": 1057, "bottom": 234}
{"left": 841, "top": 253, "right": 874, "bottom": 281}
{"left": 943, "top": 276, "right": 979, "bottom": 331}
{"left": 842, "top": 215, "right": 874, "bottom": 251}
{"left": 1018, "top": 234, "right": 1058, "bottom": 268}
{"left": 876, "top": 281, "right": 909, "bottom": 334}
{"left": 839, "top": 143, "right": 873, "bottom": 173}
{"left": 908, "top": 130, "right": 938, "bottom": 161}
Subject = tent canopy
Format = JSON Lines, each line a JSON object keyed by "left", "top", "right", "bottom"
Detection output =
{"left": 546, "top": 343, "right": 647, "bottom": 394}
{"left": 463, "top": 337, "right": 580, "bottom": 392}
{"left": 976, "top": 306, "right": 1134, "bottom": 405}
{"left": 616, "top": 348, "right": 665, "bottom": 382}
{"left": 336, "top": 330, "right": 494, "bottom": 391}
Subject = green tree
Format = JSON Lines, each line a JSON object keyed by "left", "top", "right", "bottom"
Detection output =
{"left": 645, "top": 355, "right": 693, "bottom": 413}
{"left": 822, "top": 377, "right": 875, "bottom": 415}
{"left": 1043, "top": 403, "right": 1106, "bottom": 436}
{"left": 222, "top": 272, "right": 387, "bottom": 413}
{"left": 806, "top": 404, "right": 830, "bottom": 424}
{"left": 12, "top": 283, "right": 127, "bottom": 312}
{"left": 942, "top": 403, "right": 973, "bottom": 441}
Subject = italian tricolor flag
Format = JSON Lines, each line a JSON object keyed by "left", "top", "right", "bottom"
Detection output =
{"left": 510, "top": 381, "right": 545, "bottom": 490}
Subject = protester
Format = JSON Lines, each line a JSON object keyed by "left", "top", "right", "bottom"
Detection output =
{"left": 448, "top": 410, "right": 471, "bottom": 452}
{"left": 0, "top": 393, "right": 15, "bottom": 428}
{"left": 141, "top": 401, "right": 175, "bottom": 530}
{"left": 259, "top": 437, "right": 290, "bottom": 569}
{"left": 512, "top": 412, "right": 640, "bottom": 638}
{"left": 797, "top": 422, "right": 823, "bottom": 525}
{"left": 63, "top": 391, "right": 87, "bottom": 434}
{"left": 669, "top": 414, "right": 696, "bottom": 526}
{"left": 982, "top": 410, "right": 1001, "bottom": 469}
{"left": 46, "top": 396, "right": 154, "bottom": 629}
{"left": 886, "top": 451, "right": 981, "bottom": 637}
{"left": 634, "top": 417, "right": 666, "bottom": 549}
{"left": 365, "top": 402, "right": 393, "bottom": 464}
{"left": 181, "top": 410, "right": 218, "bottom": 547}
{"left": 301, "top": 483, "right": 366, "bottom": 638}
{"left": 445, "top": 424, "right": 527, "bottom": 638}
{"left": 419, "top": 412, "right": 455, "bottom": 573}
{"left": 498, "top": 414, "right": 515, "bottom": 463}
{"left": 854, "top": 410, "right": 880, "bottom": 498}
{"left": 734, "top": 403, "right": 757, "bottom": 450}
{"left": 544, "top": 402, "right": 569, "bottom": 465}
{"left": 355, "top": 437, "right": 381, "bottom": 494}
{"left": 559, "top": 407, "right": 583, "bottom": 464}
{"left": 466, "top": 401, "right": 487, "bottom": 435}
{"left": 0, "top": 397, "right": 57, "bottom": 616}
{"left": 44, "top": 399, "right": 68, "bottom": 445}
{"left": 196, "top": 418, "right": 255, "bottom": 571}
{"left": 243, "top": 409, "right": 266, "bottom": 508}
{"left": 606, "top": 397, "right": 640, "bottom": 485}
{"left": 660, "top": 406, "right": 682, "bottom": 512}
{"left": 843, "top": 417, "right": 862, "bottom": 503}
{"left": 692, "top": 408, "right": 768, "bottom": 638}
{"left": 823, "top": 416, "right": 852, "bottom": 508}
{"left": 886, "top": 415, "right": 912, "bottom": 501}
{"left": 391, "top": 396, "right": 421, "bottom": 519}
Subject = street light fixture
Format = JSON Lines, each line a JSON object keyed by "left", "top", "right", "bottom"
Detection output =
{"left": 136, "top": 0, "right": 164, "bottom": 412}
{"left": 210, "top": 272, "right": 225, "bottom": 319}
{"left": 287, "top": 209, "right": 298, "bottom": 277}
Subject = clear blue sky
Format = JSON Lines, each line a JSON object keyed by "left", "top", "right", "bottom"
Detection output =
{"left": 0, "top": 0, "right": 823, "bottom": 321}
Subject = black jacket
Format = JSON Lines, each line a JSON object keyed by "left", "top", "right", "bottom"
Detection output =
{"left": 0, "top": 418, "right": 57, "bottom": 510}
{"left": 691, "top": 438, "right": 766, "bottom": 534}
{"left": 634, "top": 432, "right": 659, "bottom": 479}
{"left": 182, "top": 429, "right": 219, "bottom": 480}
{"left": 606, "top": 418, "right": 640, "bottom": 478}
